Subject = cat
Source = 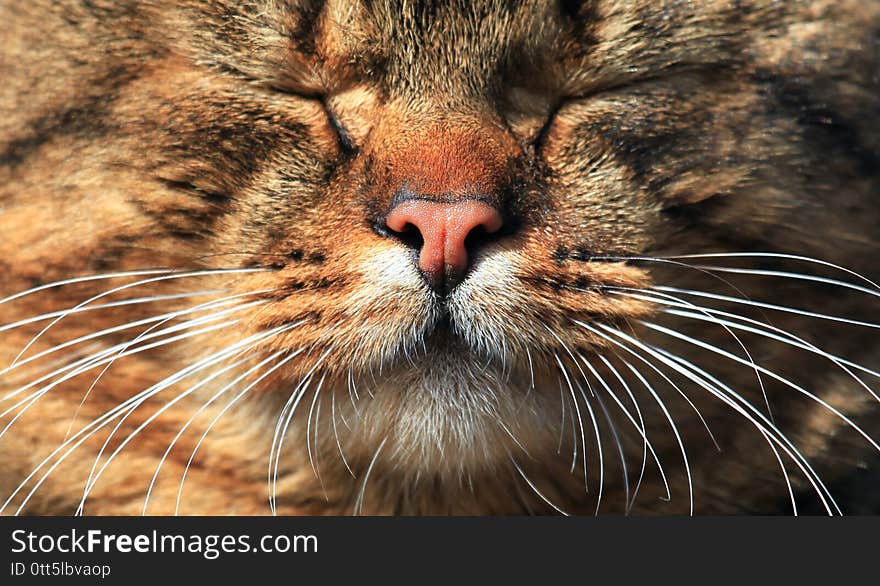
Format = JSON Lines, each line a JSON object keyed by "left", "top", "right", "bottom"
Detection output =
{"left": 0, "top": 0, "right": 879, "bottom": 515}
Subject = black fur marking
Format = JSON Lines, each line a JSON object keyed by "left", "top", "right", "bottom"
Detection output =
{"left": 1, "top": 97, "right": 114, "bottom": 169}
{"left": 0, "top": 67, "right": 138, "bottom": 170}
{"left": 156, "top": 178, "right": 231, "bottom": 204}
{"left": 553, "top": 246, "right": 569, "bottom": 264}
{"left": 559, "top": 0, "right": 601, "bottom": 54}
{"left": 754, "top": 69, "right": 880, "bottom": 179}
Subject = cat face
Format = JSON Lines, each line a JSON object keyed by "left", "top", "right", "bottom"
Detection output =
{"left": 1, "top": 0, "right": 879, "bottom": 514}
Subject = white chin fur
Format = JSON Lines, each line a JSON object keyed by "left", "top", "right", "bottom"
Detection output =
{"left": 333, "top": 350, "right": 555, "bottom": 478}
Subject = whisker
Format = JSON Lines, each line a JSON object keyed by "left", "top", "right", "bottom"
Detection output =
{"left": 554, "top": 354, "right": 588, "bottom": 491}
{"left": 652, "top": 347, "right": 811, "bottom": 516}
{"left": 658, "top": 252, "right": 880, "bottom": 291}
{"left": 306, "top": 374, "right": 328, "bottom": 493}
{"left": 598, "top": 354, "right": 671, "bottom": 510}
{"left": 270, "top": 348, "right": 332, "bottom": 515}
{"left": 574, "top": 379, "right": 604, "bottom": 515}
{"left": 510, "top": 456, "right": 570, "bottom": 516}
{"left": 0, "top": 320, "right": 240, "bottom": 435}
{"left": 590, "top": 370, "right": 629, "bottom": 514}
{"left": 575, "top": 321, "right": 702, "bottom": 513}
{"left": 140, "top": 353, "right": 264, "bottom": 515}
{"left": 608, "top": 287, "right": 772, "bottom": 418}
{"left": 575, "top": 320, "right": 720, "bottom": 451}
{"left": 0, "top": 290, "right": 225, "bottom": 334}
{"left": 654, "top": 286, "right": 880, "bottom": 329}
{"left": 610, "top": 289, "right": 880, "bottom": 387}
{"left": 583, "top": 354, "right": 671, "bottom": 514}
{"left": 82, "top": 337, "right": 300, "bottom": 513}
{"left": 640, "top": 321, "right": 880, "bottom": 454}
{"left": 684, "top": 265, "right": 880, "bottom": 299}
{"left": 1, "top": 323, "right": 297, "bottom": 515}
{"left": 140, "top": 322, "right": 306, "bottom": 515}
{"left": 0, "top": 269, "right": 175, "bottom": 306}
{"left": 10, "top": 267, "right": 269, "bottom": 367}
{"left": 2, "top": 289, "right": 274, "bottom": 409}
{"left": 498, "top": 418, "right": 532, "bottom": 459}
{"left": 658, "top": 305, "right": 880, "bottom": 400}
{"left": 175, "top": 349, "right": 305, "bottom": 516}
{"left": 331, "top": 392, "right": 355, "bottom": 478}
{"left": 619, "top": 358, "right": 687, "bottom": 509}
{"left": 556, "top": 379, "right": 567, "bottom": 457}
{"left": 67, "top": 298, "right": 269, "bottom": 438}
{"left": 595, "top": 322, "right": 838, "bottom": 514}
{"left": 0, "top": 292, "right": 260, "bottom": 377}
{"left": 353, "top": 436, "right": 387, "bottom": 515}
{"left": 80, "top": 349, "right": 274, "bottom": 514}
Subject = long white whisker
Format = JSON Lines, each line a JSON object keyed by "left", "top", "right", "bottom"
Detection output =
{"left": 353, "top": 436, "right": 387, "bottom": 515}
{"left": 595, "top": 322, "right": 838, "bottom": 514}
{"left": 589, "top": 369, "right": 629, "bottom": 514}
{"left": 0, "top": 290, "right": 224, "bottom": 334}
{"left": 639, "top": 320, "right": 880, "bottom": 454}
{"left": 306, "top": 375, "right": 328, "bottom": 486}
{"left": 140, "top": 354, "right": 262, "bottom": 515}
{"left": 620, "top": 358, "right": 688, "bottom": 509}
{"left": 658, "top": 252, "right": 880, "bottom": 291}
{"left": 583, "top": 355, "right": 670, "bottom": 514}
{"left": 657, "top": 305, "right": 880, "bottom": 400}
{"left": 1, "top": 323, "right": 295, "bottom": 515}
{"left": 577, "top": 322, "right": 701, "bottom": 511}
{"left": 79, "top": 349, "right": 275, "bottom": 515}
{"left": 608, "top": 287, "right": 772, "bottom": 417}
{"left": 331, "top": 392, "right": 355, "bottom": 478}
{"left": 610, "top": 288, "right": 880, "bottom": 400}
{"left": 510, "top": 456, "right": 570, "bottom": 516}
{"left": 653, "top": 347, "right": 800, "bottom": 515}
{"left": 139, "top": 323, "right": 304, "bottom": 515}
{"left": 175, "top": 349, "right": 304, "bottom": 516}
{"left": 654, "top": 286, "right": 880, "bottom": 329}
{"left": 0, "top": 321, "right": 239, "bottom": 437}
{"left": 10, "top": 268, "right": 268, "bottom": 367}
{"left": 270, "top": 348, "right": 333, "bottom": 515}
{"left": 0, "top": 270, "right": 175, "bottom": 306}
{"left": 0, "top": 293, "right": 252, "bottom": 377}
{"left": 575, "top": 320, "right": 720, "bottom": 451}
{"left": 574, "top": 379, "right": 604, "bottom": 515}
{"left": 554, "top": 354, "right": 588, "bottom": 491}
{"left": 67, "top": 299, "right": 268, "bottom": 438}
{"left": 685, "top": 265, "right": 880, "bottom": 299}
{"left": 80, "top": 328, "right": 299, "bottom": 513}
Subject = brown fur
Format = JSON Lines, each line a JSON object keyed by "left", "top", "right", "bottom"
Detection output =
{"left": 1, "top": 0, "right": 879, "bottom": 515}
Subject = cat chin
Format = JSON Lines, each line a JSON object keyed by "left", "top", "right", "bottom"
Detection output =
{"left": 324, "top": 346, "right": 561, "bottom": 479}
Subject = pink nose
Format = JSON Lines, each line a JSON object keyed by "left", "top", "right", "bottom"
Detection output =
{"left": 385, "top": 199, "right": 504, "bottom": 289}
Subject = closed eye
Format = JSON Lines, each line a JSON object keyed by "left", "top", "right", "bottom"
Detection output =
{"left": 322, "top": 101, "right": 358, "bottom": 155}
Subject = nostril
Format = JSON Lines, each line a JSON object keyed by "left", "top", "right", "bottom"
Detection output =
{"left": 385, "top": 221, "right": 424, "bottom": 252}
{"left": 463, "top": 223, "right": 497, "bottom": 255}
{"left": 380, "top": 197, "right": 508, "bottom": 292}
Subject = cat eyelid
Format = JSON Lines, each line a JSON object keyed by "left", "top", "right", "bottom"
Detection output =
{"left": 321, "top": 100, "right": 358, "bottom": 154}
{"left": 530, "top": 99, "right": 567, "bottom": 155}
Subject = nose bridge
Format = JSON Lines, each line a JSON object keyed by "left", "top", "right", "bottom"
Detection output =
{"left": 378, "top": 114, "right": 518, "bottom": 202}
